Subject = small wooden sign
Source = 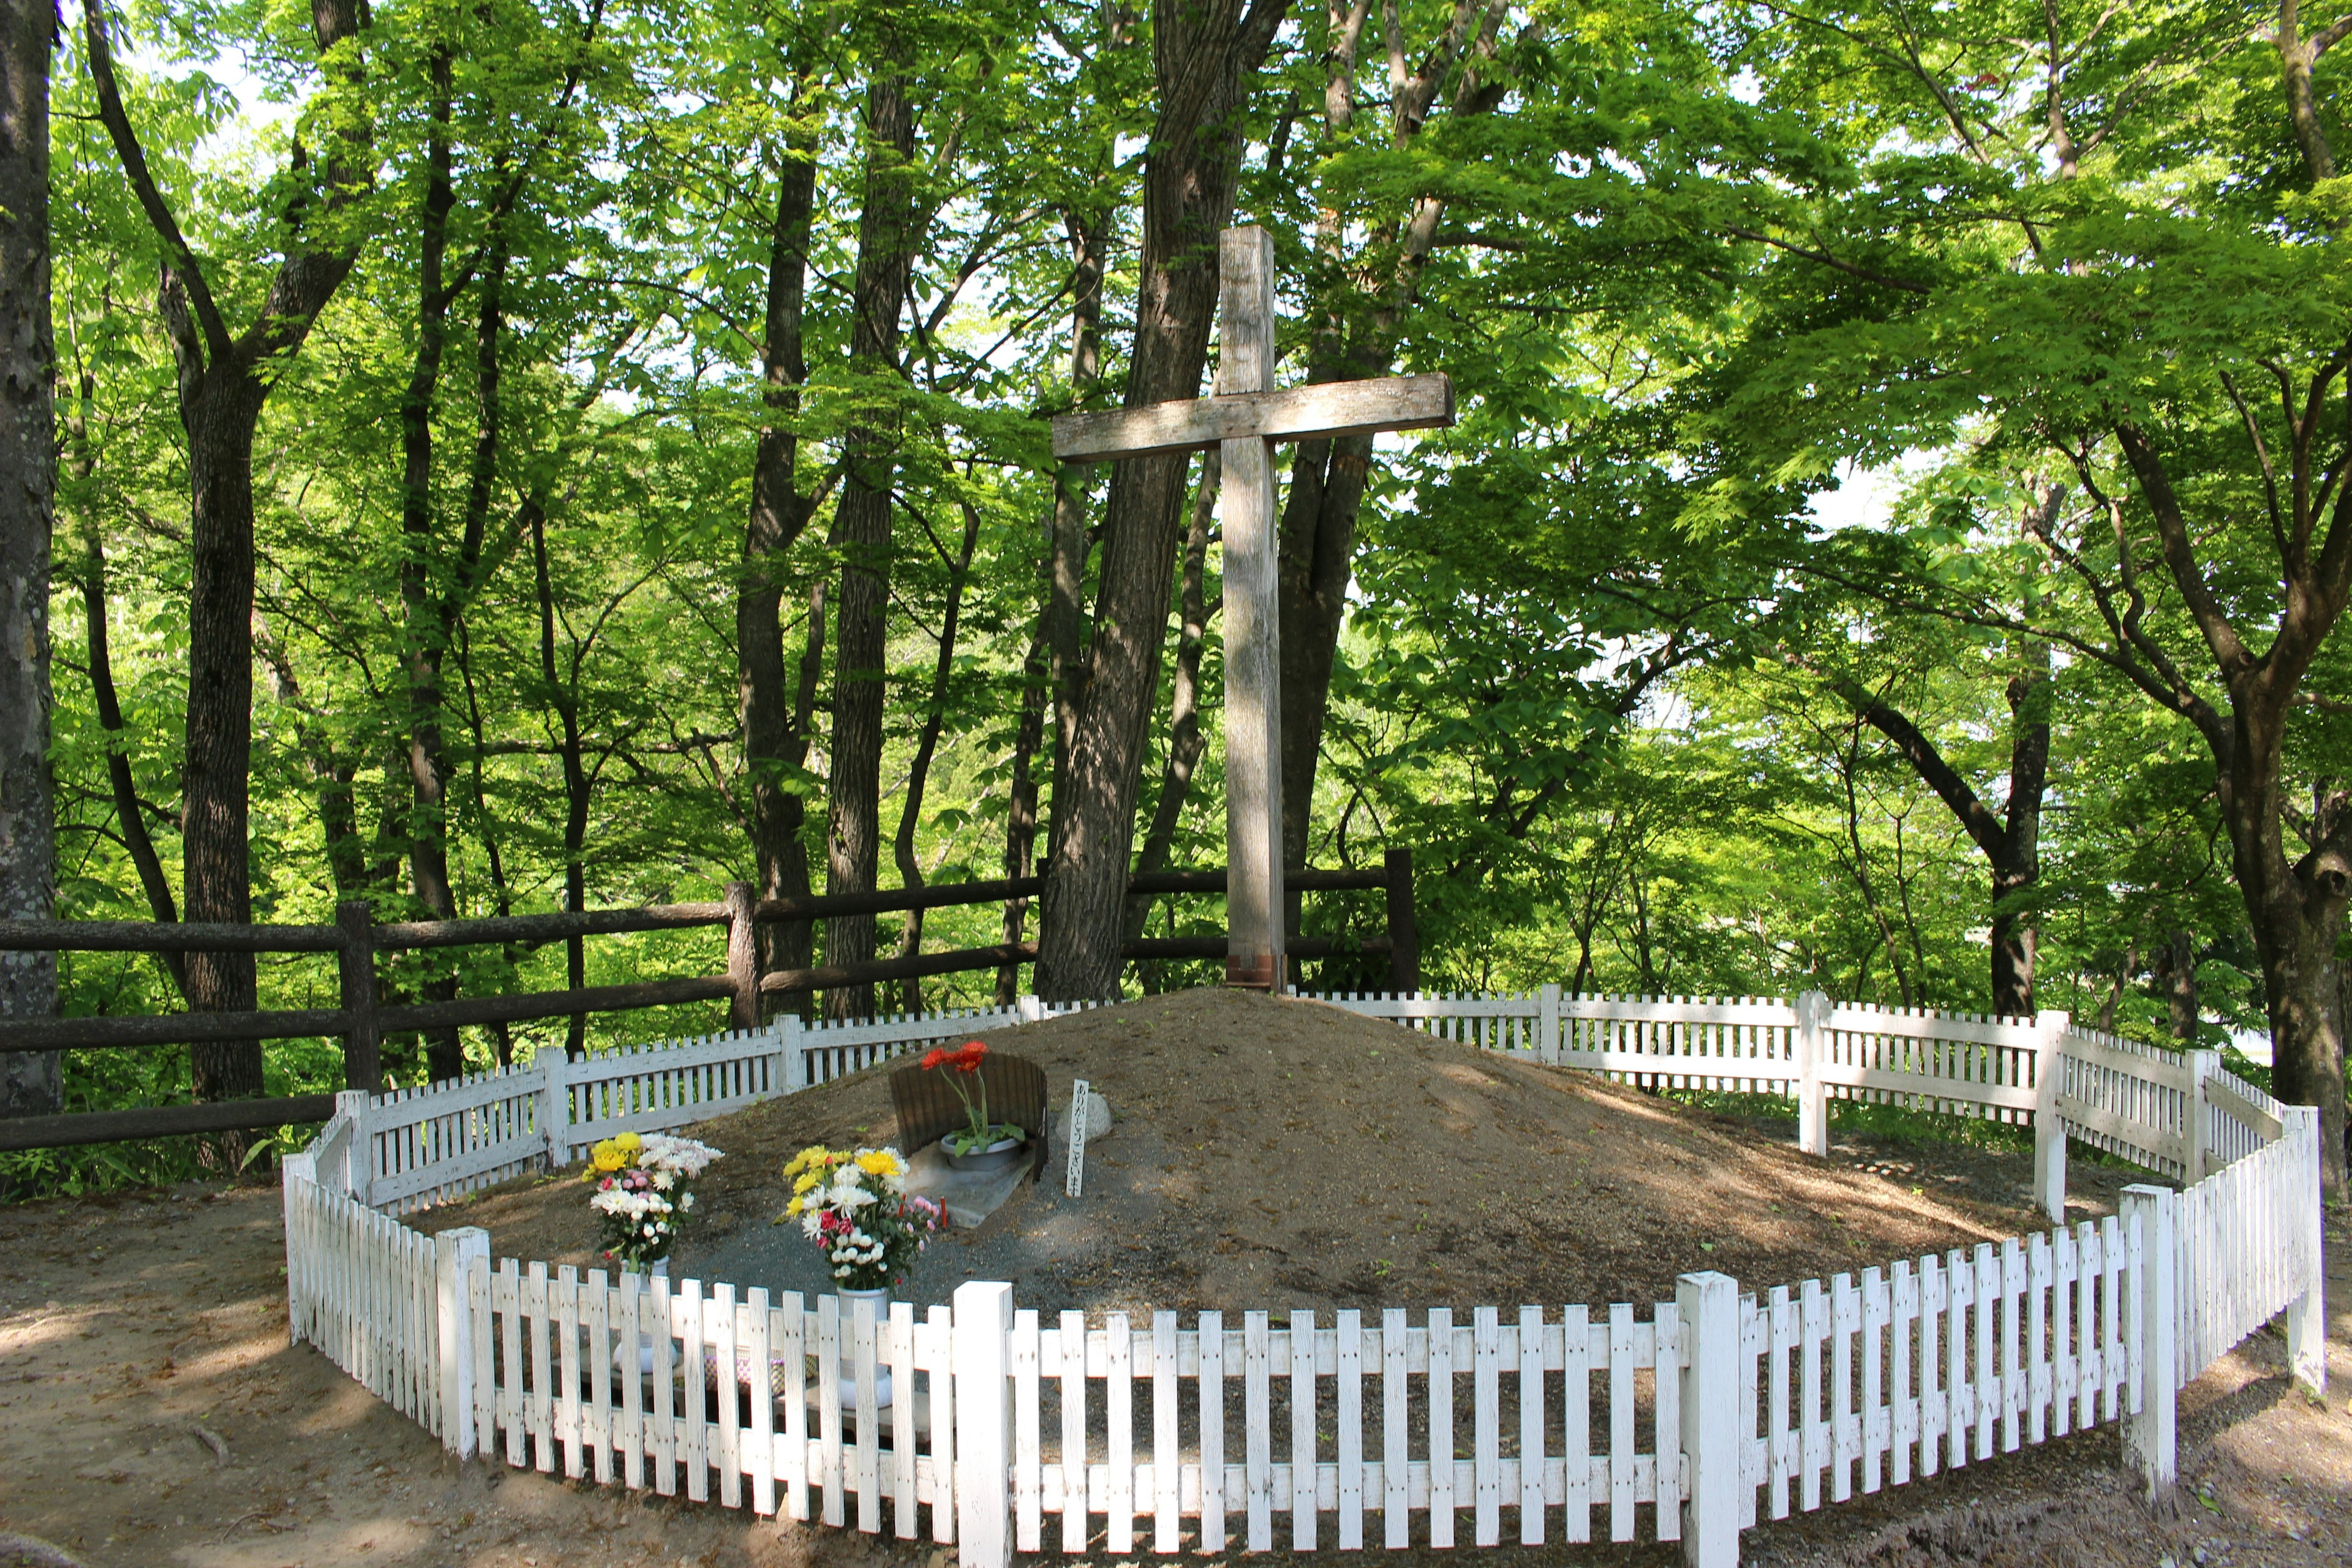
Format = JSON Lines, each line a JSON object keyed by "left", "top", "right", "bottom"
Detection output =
{"left": 1065, "top": 1077, "right": 1091, "bottom": 1198}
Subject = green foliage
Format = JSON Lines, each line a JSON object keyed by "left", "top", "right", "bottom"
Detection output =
{"left": 18, "top": 0, "right": 2345, "bottom": 1199}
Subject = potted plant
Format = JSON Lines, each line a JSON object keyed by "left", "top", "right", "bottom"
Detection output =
{"left": 584, "top": 1130, "right": 721, "bottom": 1276}
{"left": 921, "top": 1040, "right": 1026, "bottom": 1170}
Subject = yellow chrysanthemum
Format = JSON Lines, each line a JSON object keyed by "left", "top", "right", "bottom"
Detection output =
{"left": 793, "top": 1170, "right": 822, "bottom": 1195}
{"left": 616, "top": 1132, "right": 643, "bottom": 1153}
{"left": 856, "top": 1151, "right": 900, "bottom": 1178}
{"left": 591, "top": 1142, "right": 625, "bottom": 1172}
{"left": 785, "top": 1195, "right": 804, "bottom": 1218}
{"left": 783, "top": 1145, "right": 834, "bottom": 1178}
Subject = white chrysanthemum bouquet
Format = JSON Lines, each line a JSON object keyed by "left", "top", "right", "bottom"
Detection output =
{"left": 779, "top": 1145, "right": 944, "bottom": 1291}
{"left": 584, "top": 1131, "right": 722, "bottom": 1270}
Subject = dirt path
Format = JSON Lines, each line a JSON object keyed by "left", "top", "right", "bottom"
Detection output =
{"left": 4, "top": 1185, "right": 2346, "bottom": 1568}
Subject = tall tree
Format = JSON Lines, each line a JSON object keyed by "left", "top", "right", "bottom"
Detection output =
{"left": 1722, "top": 0, "right": 2352, "bottom": 1193}
{"left": 1788, "top": 486, "right": 2060, "bottom": 1016}
{"left": 738, "top": 57, "right": 825, "bottom": 998}
{"left": 1035, "top": 0, "right": 1291, "bottom": 1000}
{"left": 0, "top": 0, "right": 55, "bottom": 1116}
{"left": 1275, "top": 0, "right": 1510, "bottom": 892}
{"left": 81, "top": 0, "right": 370, "bottom": 1152}
{"left": 824, "top": 48, "right": 921, "bottom": 1019}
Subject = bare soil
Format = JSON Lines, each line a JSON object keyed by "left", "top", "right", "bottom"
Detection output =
{"left": 2, "top": 987, "right": 2345, "bottom": 1567}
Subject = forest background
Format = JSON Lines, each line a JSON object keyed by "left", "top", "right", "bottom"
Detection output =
{"left": 0, "top": 0, "right": 2347, "bottom": 1200}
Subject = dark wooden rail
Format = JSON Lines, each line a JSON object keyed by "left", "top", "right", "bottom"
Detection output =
{"left": 0, "top": 851, "right": 1415, "bottom": 1150}
{"left": 0, "top": 1093, "right": 343, "bottom": 1153}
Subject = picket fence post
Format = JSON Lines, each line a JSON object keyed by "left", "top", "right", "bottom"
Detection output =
{"left": 2282, "top": 1105, "right": 2328, "bottom": 1400}
{"left": 539, "top": 1049, "right": 570, "bottom": 1168}
{"left": 2032, "top": 1011, "right": 2070, "bottom": 1225}
{"left": 781, "top": 1012, "right": 808, "bottom": 1094}
{"left": 1539, "top": 983, "right": 1562, "bottom": 1064}
{"left": 333, "top": 1089, "right": 372, "bottom": 1204}
{"left": 280, "top": 1150, "right": 315, "bottom": 1346}
{"left": 2184, "top": 1050, "right": 2217, "bottom": 1180}
{"left": 1017, "top": 993, "right": 1044, "bottom": 1025}
{"left": 954, "top": 1281, "right": 1015, "bottom": 1568}
{"left": 435, "top": 1226, "right": 491, "bottom": 1460}
{"left": 1676, "top": 1270, "right": 1740, "bottom": 1567}
{"left": 2120, "top": 1184, "right": 2177, "bottom": 1502}
{"left": 1795, "top": 991, "right": 1830, "bottom": 1157}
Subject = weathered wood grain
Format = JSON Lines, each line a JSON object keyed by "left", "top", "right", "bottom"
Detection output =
{"left": 1050, "top": 374, "right": 1455, "bottom": 461}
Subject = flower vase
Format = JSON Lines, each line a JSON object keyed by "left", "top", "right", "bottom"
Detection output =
{"left": 614, "top": 1258, "right": 669, "bottom": 1377}
{"left": 835, "top": 1286, "right": 894, "bottom": 1410}
{"left": 944, "top": 1129, "right": 1025, "bottom": 1173}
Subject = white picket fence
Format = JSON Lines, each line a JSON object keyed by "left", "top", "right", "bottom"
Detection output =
{"left": 336, "top": 1000, "right": 1114, "bottom": 1216}
{"left": 279, "top": 986, "right": 2327, "bottom": 1566}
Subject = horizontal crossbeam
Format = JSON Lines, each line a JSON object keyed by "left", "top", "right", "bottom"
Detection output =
{"left": 1051, "top": 374, "right": 1455, "bottom": 461}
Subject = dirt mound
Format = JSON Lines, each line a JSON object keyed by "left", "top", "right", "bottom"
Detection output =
{"left": 419, "top": 989, "right": 2144, "bottom": 1316}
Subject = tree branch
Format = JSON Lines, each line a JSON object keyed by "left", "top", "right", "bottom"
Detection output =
{"left": 80, "top": 0, "right": 233, "bottom": 365}
{"left": 1723, "top": 225, "right": 1934, "bottom": 294}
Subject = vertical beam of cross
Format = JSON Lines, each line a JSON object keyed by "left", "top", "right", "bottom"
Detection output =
{"left": 1217, "top": 227, "right": 1285, "bottom": 990}
{"left": 1047, "top": 224, "right": 1453, "bottom": 995}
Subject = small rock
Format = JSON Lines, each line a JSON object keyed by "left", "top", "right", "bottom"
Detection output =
{"left": 1054, "top": 1091, "right": 1115, "bottom": 1143}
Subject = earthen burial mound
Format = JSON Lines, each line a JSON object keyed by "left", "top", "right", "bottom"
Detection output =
{"left": 417, "top": 987, "right": 2135, "bottom": 1316}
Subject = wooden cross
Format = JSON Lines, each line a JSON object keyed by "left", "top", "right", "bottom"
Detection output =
{"left": 1051, "top": 225, "right": 1455, "bottom": 989}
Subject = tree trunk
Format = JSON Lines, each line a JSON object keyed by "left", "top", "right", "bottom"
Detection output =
{"left": 997, "top": 620, "right": 1048, "bottom": 1004}
{"left": 1044, "top": 207, "right": 1110, "bottom": 867}
{"left": 530, "top": 494, "right": 592, "bottom": 1058}
{"left": 2225, "top": 742, "right": 2347, "bottom": 1196}
{"left": 740, "top": 77, "right": 821, "bottom": 998}
{"left": 180, "top": 372, "right": 270, "bottom": 1133}
{"left": 84, "top": 0, "right": 369, "bottom": 1163}
{"left": 1034, "top": 0, "right": 1292, "bottom": 1000}
{"left": 889, "top": 502, "right": 982, "bottom": 1012}
{"left": 1825, "top": 663, "right": 2045, "bottom": 1016}
{"left": 398, "top": 51, "right": 464, "bottom": 1080}
{"left": 823, "top": 64, "right": 918, "bottom": 1020}
{"left": 1276, "top": 428, "right": 1371, "bottom": 875}
{"left": 0, "top": 0, "right": 56, "bottom": 1115}
{"left": 1988, "top": 638, "right": 2050, "bottom": 1018}
{"left": 1274, "top": 0, "right": 1512, "bottom": 891}
{"left": 454, "top": 619, "right": 516, "bottom": 1066}
{"left": 1125, "top": 451, "right": 1218, "bottom": 948}
{"left": 69, "top": 371, "right": 184, "bottom": 994}
{"left": 2157, "top": 929, "right": 2198, "bottom": 1044}
{"left": 776, "top": 582, "right": 825, "bottom": 998}
{"left": 2106, "top": 418, "right": 2351, "bottom": 1200}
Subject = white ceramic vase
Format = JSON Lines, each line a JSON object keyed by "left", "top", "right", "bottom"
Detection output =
{"left": 835, "top": 1286, "right": 895, "bottom": 1409}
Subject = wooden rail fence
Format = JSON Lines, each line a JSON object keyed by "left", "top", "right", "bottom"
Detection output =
{"left": 0, "top": 853, "right": 1416, "bottom": 1152}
